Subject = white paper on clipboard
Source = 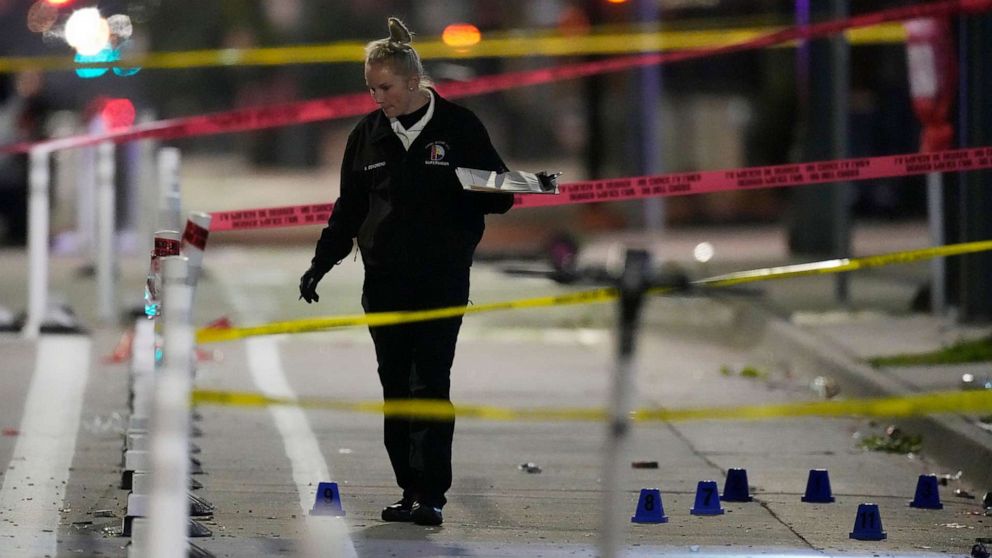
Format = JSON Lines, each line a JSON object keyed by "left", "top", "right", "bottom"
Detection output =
{"left": 455, "top": 167, "right": 561, "bottom": 195}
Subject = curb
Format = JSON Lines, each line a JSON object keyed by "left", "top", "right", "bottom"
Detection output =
{"left": 740, "top": 299, "right": 992, "bottom": 492}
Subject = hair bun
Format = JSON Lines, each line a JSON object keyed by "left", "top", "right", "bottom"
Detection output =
{"left": 387, "top": 17, "right": 413, "bottom": 44}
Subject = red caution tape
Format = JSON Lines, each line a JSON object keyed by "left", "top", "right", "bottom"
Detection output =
{"left": 514, "top": 145, "right": 992, "bottom": 209}
{"left": 208, "top": 146, "right": 992, "bottom": 231}
{"left": 154, "top": 236, "right": 180, "bottom": 256}
{"left": 3, "top": 0, "right": 989, "bottom": 155}
{"left": 182, "top": 219, "right": 210, "bottom": 250}
{"left": 209, "top": 203, "right": 334, "bottom": 232}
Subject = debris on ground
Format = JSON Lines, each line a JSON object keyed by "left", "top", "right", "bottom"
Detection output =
{"left": 92, "top": 510, "right": 114, "bottom": 518}
{"left": 81, "top": 412, "right": 125, "bottom": 435}
{"left": 858, "top": 425, "right": 922, "bottom": 454}
{"left": 631, "top": 461, "right": 659, "bottom": 469}
{"left": 961, "top": 373, "right": 992, "bottom": 390}
{"left": 103, "top": 329, "right": 134, "bottom": 363}
{"left": 810, "top": 376, "right": 840, "bottom": 399}
{"left": 934, "top": 471, "right": 964, "bottom": 486}
{"left": 955, "top": 489, "right": 976, "bottom": 499}
{"left": 720, "top": 365, "right": 767, "bottom": 380}
{"left": 978, "top": 415, "right": 992, "bottom": 433}
{"left": 518, "top": 462, "right": 542, "bottom": 474}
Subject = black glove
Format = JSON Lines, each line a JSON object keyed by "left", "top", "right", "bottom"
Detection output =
{"left": 299, "top": 265, "right": 328, "bottom": 304}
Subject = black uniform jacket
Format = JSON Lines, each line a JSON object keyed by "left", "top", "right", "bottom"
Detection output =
{"left": 311, "top": 89, "right": 514, "bottom": 274}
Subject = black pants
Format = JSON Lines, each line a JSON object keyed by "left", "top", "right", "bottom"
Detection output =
{"left": 361, "top": 267, "right": 470, "bottom": 509}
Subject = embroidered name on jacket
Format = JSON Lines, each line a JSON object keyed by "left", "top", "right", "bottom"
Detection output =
{"left": 364, "top": 161, "right": 386, "bottom": 171}
{"left": 424, "top": 142, "right": 450, "bottom": 166}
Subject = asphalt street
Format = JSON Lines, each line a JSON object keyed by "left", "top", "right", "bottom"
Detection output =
{"left": 0, "top": 229, "right": 990, "bottom": 557}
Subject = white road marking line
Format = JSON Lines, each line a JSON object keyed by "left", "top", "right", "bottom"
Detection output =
{"left": 0, "top": 336, "right": 91, "bottom": 557}
{"left": 222, "top": 273, "right": 356, "bottom": 558}
{"left": 245, "top": 338, "right": 357, "bottom": 558}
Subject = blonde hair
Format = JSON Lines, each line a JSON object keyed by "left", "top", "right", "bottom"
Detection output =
{"left": 364, "top": 17, "right": 432, "bottom": 87}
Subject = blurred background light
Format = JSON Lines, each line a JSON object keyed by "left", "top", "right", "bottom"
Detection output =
{"left": 442, "top": 23, "right": 482, "bottom": 49}
{"left": 100, "top": 97, "right": 136, "bottom": 129}
{"left": 27, "top": 1, "right": 59, "bottom": 33}
{"left": 74, "top": 47, "right": 117, "bottom": 78}
{"left": 107, "top": 14, "right": 134, "bottom": 45}
{"left": 65, "top": 8, "right": 110, "bottom": 56}
{"left": 694, "top": 242, "right": 715, "bottom": 263}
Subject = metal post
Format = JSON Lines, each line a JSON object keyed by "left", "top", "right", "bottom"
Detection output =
{"left": 829, "top": 0, "right": 851, "bottom": 303}
{"left": 157, "top": 148, "right": 182, "bottom": 232}
{"left": 149, "top": 255, "right": 193, "bottom": 558}
{"left": 637, "top": 0, "right": 664, "bottom": 231}
{"left": 599, "top": 249, "right": 651, "bottom": 558}
{"left": 23, "top": 148, "right": 50, "bottom": 339}
{"left": 927, "top": 172, "right": 946, "bottom": 315}
{"left": 584, "top": 1, "right": 605, "bottom": 181}
{"left": 789, "top": 0, "right": 851, "bottom": 304}
{"left": 956, "top": 12, "right": 992, "bottom": 322}
{"left": 96, "top": 142, "right": 117, "bottom": 324}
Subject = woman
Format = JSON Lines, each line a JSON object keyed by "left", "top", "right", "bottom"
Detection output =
{"left": 299, "top": 17, "right": 513, "bottom": 526}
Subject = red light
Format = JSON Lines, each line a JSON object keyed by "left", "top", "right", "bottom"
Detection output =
{"left": 45, "top": 0, "right": 73, "bottom": 5}
{"left": 100, "top": 98, "right": 135, "bottom": 129}
{"left": 442, "top": 23, "right": 482, "bottom": 48}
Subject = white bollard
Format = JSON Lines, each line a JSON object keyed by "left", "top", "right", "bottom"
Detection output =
{"left": 96, "top": 141, "right": 117, "bottom": 324}
{"left": 24, "top": 148, "right": 51, "bottom": 339}
{"left": 136, "top": 114, "right": 159, "bottom": 262}
{"left": 181, "top": 211, "right": 211, "bottom": 289}
{"left": 157, "top": 148, "right": 181, "bottom": 232}
{"left": 147, "top": 230, "right": 181, "bottom": 320}
{"left": 149, "top": 255, "right": 193, "bottom": 558}
{"left": 131, "top": 318, "right": 156, "bottom": 418}
{"left": 127, "top": 517, "right": 151, "bottom": 557}
{"left": 75, "top": 117, "right": 102, "bottom": 260}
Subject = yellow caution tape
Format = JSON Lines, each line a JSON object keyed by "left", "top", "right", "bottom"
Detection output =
{"left": 689, "top": 239, "right": 992, "bottom": 289}
{"left": 190, "top": 388, "right": 992, "bottom": 423}
{"left": 197, "top": 240, "right": 992, "bottom": 344}
{"left": 196, "top": 287, "right": 617, "bottom": 344}
{"left": 0, "top": 24, "right": 904, "bottom": 74}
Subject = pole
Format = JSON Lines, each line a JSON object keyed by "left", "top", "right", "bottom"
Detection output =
{"left": 599, "top": 249, "right": 651, "bottom": 558}
{"left": 157, "top": 148, "right": 182, "bottom": 232}
{"left": 789, "top": 0, "right": 852, "bottom": 302}
{"left": 96, "top": 141, "right": 117, "bottom": 324}
{"left": 137, "top": 111, "right": 159, "bottom": 264}
{"left": 830, "top": 0, "right": 851, "bottom": 303}
{"left": 926, "top": 172, "right": 946, "bottom": 315}
{"left": 76, "top": 118, "right": 101, "bottom": 261}
{"left": 637, "top": 0, "right": 664, "bottom": 231}
{"left": 955, "top": 12, "right": 992, "bottom": 322}
{"left": 149, "top": 255, "right": 193, "bottom": 558}
{"left": 23, "top": 148, "right": 50, "bottom": 338}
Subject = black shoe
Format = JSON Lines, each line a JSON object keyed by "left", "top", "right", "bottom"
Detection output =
{"left": 381, "top": 498, "right": 414, "bottom": 522}
{"left": 411, "top": 502, "right": 443, "bottom": 526}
